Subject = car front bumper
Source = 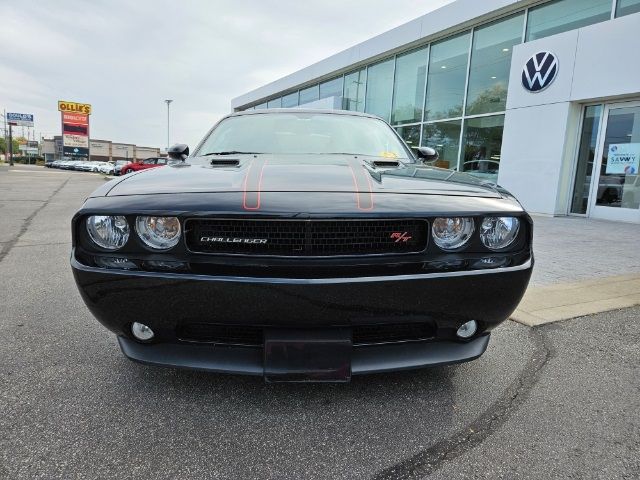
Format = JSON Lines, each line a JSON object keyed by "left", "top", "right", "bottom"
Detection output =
{"left": 71, "top": 251, "right": 532, "bottom": 380}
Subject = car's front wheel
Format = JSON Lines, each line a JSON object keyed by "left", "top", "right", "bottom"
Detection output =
{"left": 122, "top": 168, "right": 133, "bottom": 175}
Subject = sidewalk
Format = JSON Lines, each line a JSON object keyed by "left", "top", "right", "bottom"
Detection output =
{"left": 513, "top": 215, "right": 640, "bottom": 325}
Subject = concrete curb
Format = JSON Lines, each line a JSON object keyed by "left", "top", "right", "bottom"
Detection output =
{"left": 511, "top": 273, "right": 640, "bottom": 326}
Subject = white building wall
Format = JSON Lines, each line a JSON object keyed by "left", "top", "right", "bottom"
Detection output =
{"left": 498, "top": 13, "right": 640, "bottom": 215}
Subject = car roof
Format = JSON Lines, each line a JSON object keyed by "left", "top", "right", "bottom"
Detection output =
{"left": 227, "top": 108, "right": 381, "bottom": 121}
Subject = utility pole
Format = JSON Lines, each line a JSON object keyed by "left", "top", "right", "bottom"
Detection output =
{"left": 164, "top": 99, "right": 173, "bottom": 151}
{"left": 8, "top": 123, "right": 13, "bottom": 166}
{"left": 2, "top": 109, "right": 6, "bottom": 162}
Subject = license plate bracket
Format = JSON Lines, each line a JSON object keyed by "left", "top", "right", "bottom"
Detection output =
{"left": 263, "top": 328, "right": 352, "bottom": 383}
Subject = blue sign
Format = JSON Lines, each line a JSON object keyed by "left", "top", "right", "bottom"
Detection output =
{"left": 7, "top": 112, "right": 34, "bottom": 127}
{"left": 522, "top": 52, "right": 558, "bottom": 93}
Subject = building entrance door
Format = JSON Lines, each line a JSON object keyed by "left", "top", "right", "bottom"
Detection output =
{"left": 588, "top": 101, "right": 640, "bottom": 223}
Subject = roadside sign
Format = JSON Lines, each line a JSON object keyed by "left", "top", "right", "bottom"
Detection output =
{"left": 58, "top": 101, "right": 92, "bottom": 115}
{"left": 7, "top": 112, "right": 34, "bottom": 127}
{"left": 61, "top": 110, "right": 90, "bottom": 158}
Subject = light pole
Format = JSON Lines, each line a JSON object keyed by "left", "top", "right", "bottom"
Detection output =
{"left": 164, "top": 99, "right": 173, "bottom": 151}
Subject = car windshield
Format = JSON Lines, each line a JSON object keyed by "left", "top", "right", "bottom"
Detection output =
{"left": 196, "top": 112, "right": 412, "bottom": 160}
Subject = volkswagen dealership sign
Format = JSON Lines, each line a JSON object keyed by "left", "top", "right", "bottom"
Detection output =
{"left": 522, "top": 52, "right": 558, "bottom": 93}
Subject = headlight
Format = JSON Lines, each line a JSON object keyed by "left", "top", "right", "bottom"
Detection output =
{"left": 86, "top": 215, "right": 130, "bottom": 250}
{"left": 431, "top": 217, "right": 474, "bottom": 250}
{"left": 135, "top": 216, "right": 181, "bottom": 250}
{"left": 480, "top": 217, "right": 520, "bottom": 250}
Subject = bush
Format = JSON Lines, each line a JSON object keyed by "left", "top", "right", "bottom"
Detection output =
{"left": 9, "top": 156, "right": 44, "bottom": 165}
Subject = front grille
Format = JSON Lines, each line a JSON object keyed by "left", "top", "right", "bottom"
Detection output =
{"left": 176, "top": 323, "right": 436, "bottom": 346}
{"left": 185, "top": 218, "right": 428, "bottom": 256}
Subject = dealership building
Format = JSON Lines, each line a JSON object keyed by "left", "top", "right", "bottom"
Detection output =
{"left": 232, "top": 0, "right": 640, "bottom": 223}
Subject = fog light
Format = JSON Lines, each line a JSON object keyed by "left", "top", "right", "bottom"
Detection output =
{"left": 456, "top": 320, "right": 477, "bottom": 339}
{"left": 469, "top": 257, "right": 511, "bottom": 270}
{"left": 131, "top": 322, "right": 154, "bottom": 341}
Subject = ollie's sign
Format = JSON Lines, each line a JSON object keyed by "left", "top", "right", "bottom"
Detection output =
{"left": 60, "top": 103, "right": 91, "bottom": 158}
{"left": 58, "top": 101, "right": 92, "bottom": 115}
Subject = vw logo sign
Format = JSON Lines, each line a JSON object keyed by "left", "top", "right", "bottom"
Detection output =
{"left": 522, "top": 51, "right": 558, "bottom": 93}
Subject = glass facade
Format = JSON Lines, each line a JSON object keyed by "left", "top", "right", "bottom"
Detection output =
{"left": 395, "top": 125, "right": 421, "bottom": 152}
{"left": 617, "top": 0, "right": 640, "bottom": 16}
{"left": 466, "top": 14, "right": 523, "bottom": 116}
{"left": 460, "top": 115, "right": 505, "bottom": 183}
{"left": 422, "top": 121, "right": 461, "bottom": 170}
{"left": 571, "top": 105, "right": 603, "bottom": 214}
{"left": 526, "top": 0, "right": 612, "bottom": 41}
{"left": 281, "top": 92, "right": 298, "bottom": 108}
{"left": 243, "top": 0, "right": 635, "bottom": 181}
{"left": 299, "top": 85, "right": 319, "bottom": 105}
{"left": 365, "top": 59, "right": 395, "bottom": 121}
{"left": 425, "top": 32, "right": 470, "bottom": 121}
{"left": 343, "top": 69, "right": 366, "bottom": 112}
{"left": 320, "top": 77, "right": 343, "bottom": 99}
{"left": 391, "top": 47, "right": 428, "bottom": 125}
{"left": 267, "top": 97, "right": 281, "bottom": 108}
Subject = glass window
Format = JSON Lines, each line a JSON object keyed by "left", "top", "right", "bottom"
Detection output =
{"left": 571, "top": 105, "right": 602, "bottom": 214}
{"left": 526, "top": 0, "right": 612, "bottom": 41}
{"left": 255, "top": 103, "right": 267, "bottom": 110}
{"left": 425, "top": 32, "right": 471, "bottom": 121}
{"left": 365, "top": 58, "right": 394, "bottom": 121}
{"left": 299, "top": 85, "right": 319, "bottom": 105}
{"left": 395, "top": 125, "right": 421, "bottom": 152}
{"left": 616, "top": 0, "right": 640, "bottom": 16}
{"left": 195, "top": 112, "right": 411, "bottom": 159}
{"left": 460, "top": 115, "right": 505, "bottom": 183}
{"left": 267, "top": 97, "right": 281, "bottom": 108}
{"left": 391, "top": 47, "right": 428, "bottom": 125}
{"left": 422, "top": 120, "right": 462, "bottom": 169}
{"left": 466, "top": 14, "right": 524, "bottom": 116}
{"left": 281, "top": 92, "right": 299, "bottom": 108}
{"left": 319, "top": 77, "right": 343, "bottom": 99}
{"left": 595, "top": 105, "right": 640, "bottom": 209}
{"left": 343, "top": 69, "right": 367, "bottom": 112}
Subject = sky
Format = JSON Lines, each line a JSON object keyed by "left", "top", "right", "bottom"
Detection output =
{"left": 0, "top": 0, "right": 454, "bottom": 150}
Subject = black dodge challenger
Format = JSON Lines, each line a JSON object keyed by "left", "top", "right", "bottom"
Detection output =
{"left": 71, "top": 109, "right": 533, "bottom": 382}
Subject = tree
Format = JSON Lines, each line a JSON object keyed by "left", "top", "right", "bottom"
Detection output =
{"left": 0, "top": 137, "right": 20, "bottom": 155}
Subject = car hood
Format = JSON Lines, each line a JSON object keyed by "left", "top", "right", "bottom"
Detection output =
{"left": 99, "top": 154, "right": 503, "bottom": 198}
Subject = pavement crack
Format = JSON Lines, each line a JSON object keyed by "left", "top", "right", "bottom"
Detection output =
{"left": 371, "top": 327, "right": 551, "bottom": 480}
{"left": 0, "top": 177, "right": 71, "bottom": 264}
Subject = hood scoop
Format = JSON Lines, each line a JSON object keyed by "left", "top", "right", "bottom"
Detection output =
{"left": 369, "top": 159, "right": 401, "bottom": 169}
{"left": 210, "top": 159, "right": 240, "bottom": 167}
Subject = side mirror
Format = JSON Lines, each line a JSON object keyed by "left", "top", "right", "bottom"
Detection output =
{"left": 416, "top": 146, "right": 439, "bottom": 163}
{"left": 167, "top": 143, "right": 189, "bottom": 161}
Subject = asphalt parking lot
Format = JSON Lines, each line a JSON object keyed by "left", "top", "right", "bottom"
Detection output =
{"left": 1, "top": 165, "right": 639, "bottom": 479}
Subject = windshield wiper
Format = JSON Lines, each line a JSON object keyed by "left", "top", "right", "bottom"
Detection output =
{"left": 202, "top": 151, "right": 262, "bottom": 156}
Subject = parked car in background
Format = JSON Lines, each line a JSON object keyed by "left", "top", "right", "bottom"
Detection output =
{"left": 75, "top": 161, "right": 94, "bottom": 172}
{"left": 88, "top": 161, "right": 111, "bottom": 173}
{"left": 113, "top": 160, "right": 129, "bottom": 176}
{"left": 98, "top": 162, "right": 115, "bottom": 175}
{"left": 59, "top": 160, "right": 81, "bottom": 170}
{"left": 120, "top": 157, "right": 168, "bottom": 175}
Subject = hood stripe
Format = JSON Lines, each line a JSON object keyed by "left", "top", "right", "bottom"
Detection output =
{"left": 347, "top": 158, "right": 374, "bottom": 211}
{"left": 243, "top": 157, "right": 268, "bottom": 210}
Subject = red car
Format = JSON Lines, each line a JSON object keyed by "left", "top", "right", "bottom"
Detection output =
{"left": 120, "top": 157, "right": 168, "bottom": 175}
